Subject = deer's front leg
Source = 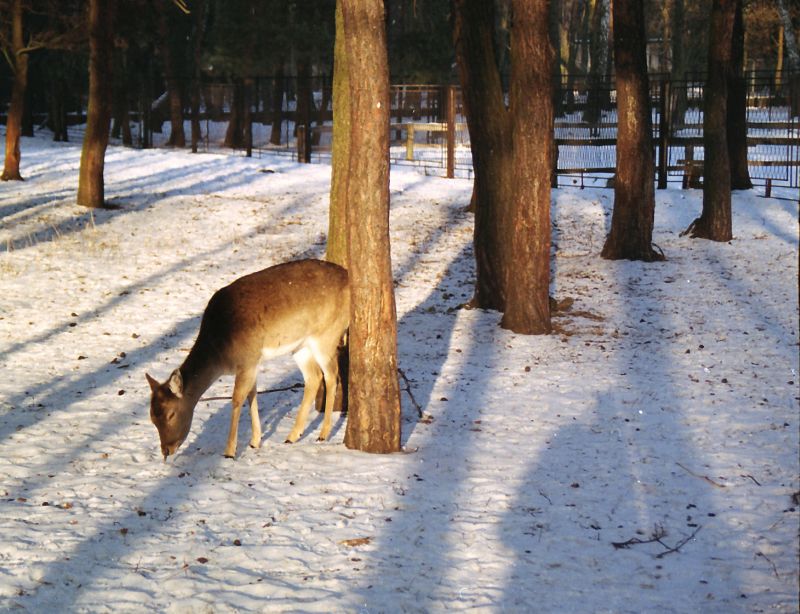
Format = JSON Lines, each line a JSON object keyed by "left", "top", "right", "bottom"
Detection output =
{"left": 225, "top": 369, "right": 257, "bottom": 458}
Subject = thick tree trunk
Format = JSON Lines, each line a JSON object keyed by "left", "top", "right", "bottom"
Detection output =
{"left": 327, "top": 0, "right": 349, "bottom": 268}
{"left": 684, "top": 0, "right": 735, "bottom": 241}
{"left": 500, "top": 0, "right": 553, "bottom": 334}
{"left": 584, "top": 0, "right": 611, "bottom": 126}
{"left": 341, "top": 0, "right": 402, "bottom": 454}
{"left": 2, "top": 0, "right": 27, "bottom": 181}
{"left": 77, "top": 0, "right": 114, "bottom": 208}
{"left": 602, "top": 0, "right": 664, "bottom": 262}
{"left": 727, "top": 0, "right": 752, "bottom": 190}
{"left": 453, "top": 0, "right": 513, "bottom": 312}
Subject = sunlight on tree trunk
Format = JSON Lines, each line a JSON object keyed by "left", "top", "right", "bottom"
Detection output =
{"left": 601, "top": 0, "right": 664, "bottom": 262}
{"left": 2, "top": 0, "right": 27, "bottom": 182}
{"left": 77, "top": 0, "right": 114, "bottom": 208}
{"left": 340, "top": 0, "right": 402, "bottom": 453}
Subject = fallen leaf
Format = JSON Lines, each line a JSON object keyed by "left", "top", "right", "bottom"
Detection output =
{"left": 339, "top": 537, "right": 371, "bottom": 548}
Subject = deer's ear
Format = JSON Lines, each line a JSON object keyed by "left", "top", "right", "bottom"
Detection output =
{"left": 145, "top": 373, "right": 160, "bottom": 393}
{"left": 167, "top": 370, "right": 184, "bottom": 398}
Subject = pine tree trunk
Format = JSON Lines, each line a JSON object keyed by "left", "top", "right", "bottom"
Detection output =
{"left": 341, "top": 0, "right": 401, "bottom": 454}
{"left": 727, "top": 0, "right": 752, "bottom": 190}
{"left": 500, "top": 0, "right": 553, "bottom": 334}
{"left": 684, "top": 0, "right": 735, "bottom": 241}
{"left": 453, "top": 0, "right": 513, "bottom": 312}
{"left": 601, "top": 0, "right": 664, "bottom": 261}
{"left": 2, "top": 0, "right": 27, "bottom": 181}
{"left": 77, "top": 0, "right": 114, "bottom": 208}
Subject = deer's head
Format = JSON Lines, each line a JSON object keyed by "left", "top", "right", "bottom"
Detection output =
{"left": 146, "top": 370, "right": 193, "bottom": 460}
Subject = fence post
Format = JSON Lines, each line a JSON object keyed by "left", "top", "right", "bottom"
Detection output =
{"left": 657, "top": 79, "right": 670, "bottom": 189}
{"left": 446, "top": 85, "right": 456, "bottom": 179}
{"left": 405, "top": 125, "right": 415, "bottom": 161}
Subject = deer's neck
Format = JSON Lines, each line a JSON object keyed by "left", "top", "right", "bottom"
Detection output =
{"left": 179, "top": 344, "right": 223, "bottom": 409}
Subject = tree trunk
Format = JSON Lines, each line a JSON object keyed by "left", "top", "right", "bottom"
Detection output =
{"left": 776, "top": 0, "right": 800, "bottom": 116}
{"left": 296, "top": 59, "right": 313, "bottom": 162}
{"left": 602, "top": 0, "right": 664, "bottom": 262}
{"left": 500, "top": 0, "right": 553, "bottom": 334}
{"left": 340, "top": 0, "right": 402, "bottom": 454}
{"left": 684, "top": 0, "right": 735, "bottom": 241}
{"left": 158, "top": 3, "right": 186, "bottom": 148}
{"left": 668, "top": 0, "right": 688, "bottom": 127}
{"left": 190, "top": 0, "right": 207, "bottom": 153}
{"left": 224, "top": 80, "right": 245, "bottom": 149}
{"left": 77, "top": 0, "right": 115, "bottom": 208}
{"left": 727, "top": 0, "right": 751, "bottom": 190}
{"left": 584, "top": 0, "right": 611, "bottom": 126}
{"left": 453, "top": 0, "right": 513, "bottom": 312}
{"left": 327, "top": 0, "right": 349, "bottom": 268}
{"left": 269, "top": 61, "right": 285, "bottom": 145}
{"left": 2, "top": 0, "right": 27, "bottom": 181}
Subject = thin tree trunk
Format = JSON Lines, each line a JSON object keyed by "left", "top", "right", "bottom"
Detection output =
{"left": 190, "top": 0, "right": 207, "bottom": 153}
{"left": 341, "top": 0, "right": 402, "bottom": 454}
{"left": 158, "top": 4, "right": 185, "bottom": 148}
{"left": 2, "top": 0, "right": 27, "bottom": 181}
{"left": 684, "top": 0, "right": 735, "bottom": 241}
{"left": 602, "top": 0, "right": 664, "bottom": 261}
{"left": 77, "top": 0, "right": 114, "bottom": 208}
{"left": 727, "top": 0, "right": 751, "bottom": 190}
{"left": 269, "top": 61, "right": 285, "bottom": 145}
{"left": 500, "top": 0, "right": 553, "bottom": 334}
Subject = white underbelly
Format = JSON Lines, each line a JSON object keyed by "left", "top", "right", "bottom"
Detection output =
{"left": 261, "top": 340, "right": 303, "bottom": 361}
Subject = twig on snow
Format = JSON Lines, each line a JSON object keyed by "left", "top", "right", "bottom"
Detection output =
{"left": 756, "top": 551, "right": 780, "bottom": 578}
{"left": 675, "top": 462, "right": 727, "bottom": 488}
{"left": 397, "top": 367, "right": 424, "bottom": 419}
{"left": 201, "top": 382, "right": 303, "bottom": 402}
{"left": 612, "top": 524, "right": 702, "bottom": 558}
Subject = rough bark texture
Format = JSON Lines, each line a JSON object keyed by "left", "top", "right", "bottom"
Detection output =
{"left": 500, "top": 0, "right": 553, "bottom": 334}
{"left": 452, "top": 0, "right": 513, "bottom": 312}
{"left": 341, "top": 0, "right": 402, "bottom": 453}
{"left": 77, "top": 0, "right": 114, "bottom": 208}
{"left": 2, "top": 0, "right": 27, "bottom": 181}
{"left": 601, "top": 0, "right": 664, "bottom": 262}
{"left": 684, "top": 0, "right": 734, "bottom": 241}
{"left": 326, "top": 0, "right": 349, "bottom": 268}
{"left": 727, "top": 0, "right": 751, "bottom": 190}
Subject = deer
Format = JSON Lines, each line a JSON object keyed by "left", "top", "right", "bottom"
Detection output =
{"left": 145, "top": 259, "right": 349, "bottom": 460}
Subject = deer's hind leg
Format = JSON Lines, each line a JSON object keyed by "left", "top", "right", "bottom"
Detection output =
{"left": 285, "top": 347, "right": 323, "bottom": 443}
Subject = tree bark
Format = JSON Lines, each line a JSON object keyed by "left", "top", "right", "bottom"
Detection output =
{"left": 269, "top": 61, "right": 285, "bottom": 146}
{"left": 453, "top": 0, "right": 513, "bottom": 312}
{"left": 341, "top": 0, "right": 402, "bottom": 453}
{"left": 727, "top": 0, "right": 751, "bottom": 190}
{"left": 2, "top": 0, "right": 27, "bottom": 181}
{"left": 500, "top": 0, "right": 553, "bottom": 334}
{"left": 158, "top": 2, "right": 186, "bottom": 148}
{"left": 190, "top": 0, "right": 207, "bottom": 153}
{"left": 684, "top": 0, "right": 735, "bottom": 241}
{"left": 601, "top": 0, "right": 664, "bottom": 262}
{"left": 327, "top": 0, "right": 349, "bottom": 268}
{"left": 77, "top": 0, "right": 115, "bottom": 208}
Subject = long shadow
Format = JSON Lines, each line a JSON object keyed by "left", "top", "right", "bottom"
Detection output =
{"left": 497, "top": 253, "right": 759, "bottom": 608}
{"left": 4, "top": 235, "right": 327, "bottom": 609}
{"left": 350, "top": 241, "right": 502, "bottom": 604}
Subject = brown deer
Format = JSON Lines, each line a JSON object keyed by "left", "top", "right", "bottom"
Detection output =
{"left": 145, "top": 259, "right": 349, "bottom": 460}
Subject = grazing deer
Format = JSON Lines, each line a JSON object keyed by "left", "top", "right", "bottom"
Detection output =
{"left": 145, "top": 259, "right": 349, "bottom": 460}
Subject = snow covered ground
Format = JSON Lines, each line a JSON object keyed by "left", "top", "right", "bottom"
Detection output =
{"left": 0, "top": 134, "right": 798, "bottom": 612}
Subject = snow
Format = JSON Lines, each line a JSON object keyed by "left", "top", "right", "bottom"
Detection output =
{"left": 0, "top": 133, "right": 798, "bottom": 613}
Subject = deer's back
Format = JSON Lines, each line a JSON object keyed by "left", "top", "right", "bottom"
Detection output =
{"left": 194, "top": 259, "right": 349, "bottom": 370}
